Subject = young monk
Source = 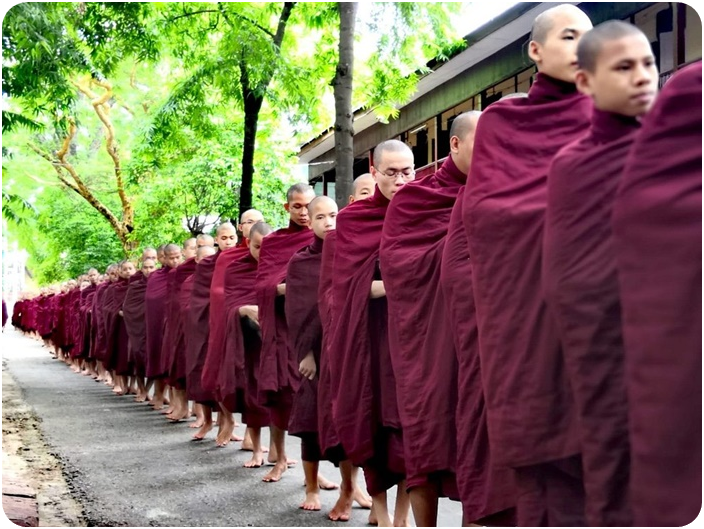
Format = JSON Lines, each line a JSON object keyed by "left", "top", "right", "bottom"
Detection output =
{"left": 196, "top": 234, "right": 215, "bottom": 248}
{"left": 317, "top": 185, "right": 374, "bottom": 523}
{"left": 543, "top": 21, "right": 659, "bottom": 526}
{"left": 123, "top": 255, "right": 157, "bottom": 402}
{"left": 348, "top": 173, "right": 375, "bottom": 203}
{"left": 93, "top": 264, "right": 119, "bottom": 385}
{"left": 201, "top": 221, "right": 249, "bottom": 446}
{"left": 332, "top": 139, "right": 415, "bottom": 527}
{"left": 612, "top": 61, "right": 702, "bottom": 527}
{"left": 145, "top": 244, "right": 182, "bottom": 409}
{"left": 255, "top": 183, "right": 315, "bottom": 483}
{"left": 461, "top": 5, "right": 593, "bottom": 525}
{"left": 183, "top": 238, "right": 197, "bottom": 260}
{"left": 105, "top": 260, "right": 137, "bottom": 395}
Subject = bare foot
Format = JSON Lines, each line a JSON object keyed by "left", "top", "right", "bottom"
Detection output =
{"left": 151, "top": 398, "right": 166, "bottom": 411}
{"left": 353, "top": 487, "right": 372, "bottom": 509}
{"left": 192, "top": 422, "right": 213, "bottom": 440}
{"left": 134, "top": 392, "right": 149, "bottom": 403}
{"left": 300, "top": 491, "right": 321, "bottom": 511}
{"left": 262, "top": 462, "right": 287, "bottom": 482}
{"left": 216, "top": 428, "right": 234, "bottom": 447}
{"left": 317, "top": 474, "right": 339, "bottom": 491}
{"left": 244, "top": 451, "right": 265, "bottom": 468}
{"left": 328, "top": 490, "right": 353, "bottom": 522}
{"left": 167, "top": 410, "right": 189, "bottom": 422}
{"left": 112, "top": 386, "right": 125, "bottom": 396}
{"left": 230, "top": 433, "right": 244, "bottom": 442}
{"left": 189, "top": 419, "right": 204, "bottom": 429}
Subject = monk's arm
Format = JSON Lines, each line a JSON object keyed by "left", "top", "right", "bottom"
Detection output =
{"left": 276, "top": 283, "right": 286, "bottom": 296}
{"left": 299, "top": 351, "right": 316, "bottom": 380}
{"left": 239, "top": 305, "right": 259, "bottom": 326}
{"left": 370, "top": 280, "right": 386, "bottom": 299}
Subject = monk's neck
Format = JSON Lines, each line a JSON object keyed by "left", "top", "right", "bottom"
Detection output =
{"left": 288, "top": 220, "right": 309, "bottom": 232}
{"left": 529, "top": 73, "right": 580, "bottom": 103}
{"left": 591, "top": 108, "right": 640, "bottom": 143}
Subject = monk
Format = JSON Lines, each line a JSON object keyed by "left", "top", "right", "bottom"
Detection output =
{"left": 256, "top": 183, "right": 315, "bottom": 483}
{"left": 77, "top": 268, "right": 100, "bottom": 376}
{"left": 123, "top": 254, "right": 157, "bottom": 402}
{"left": 196, "top": 234, "right": 214, "bottom": 248}
{"left": 201, "top": 221, "right": 248, "bottom": 445}
{"left": 145, "top": 244, "right": 182, "bottom": 409}
{"left": 156, "top": 245, "right": 166, "bottom": 266}
{"left": 143, "top": 247, "right": 157, "bottom": 262}
{"left": 91, "top": 264, "right": 119, "bottom": 384}
{"left": 106, "top": 260, "right": 137, "bottom": 395}
{"left": 462, "top": 5, "right": 593, "bottom": 525}
{"left": 543, "top": 21, "right": 659, "bottom": 526}
{"left": 183, "top": 238, "right": 197, "bottom": 260}
{"left": 612, "top": 61, "right": 702, "bottom": 526}
{"left": 317, "top": 185, "right": 374, "bottom": 523}
{"left": 348, "top": 173, "right": 375, "bottom": 203}
{"left": 332, "top": 139, "right": 416, "bottom": 527}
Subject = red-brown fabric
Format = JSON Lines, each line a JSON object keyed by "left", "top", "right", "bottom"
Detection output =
{"left": 202, "top": 246, "right": 250, "bottom": 407}
{"left": 104, "top": 278, "right": 131, "bottom": 375}
{"left": 256, "top": 221, "right": 313, "bottom": 428}
{"left": 185, "top": 252, "right": 221, "bottom": 403}
{"left": 613, "top": 61, "right": 702, "bottom": 527}
{"left": 543, "top": 109, "right": 640, "bottom": 526}
{"left": 167, "top": 259, "right": 197, "bottom": 388}
{"left": 286, "top": 236, "right": 324, "bottom": 437}
{"left": 463, "top": 73, "right": 591, "bottom": 468}
{"left": 440, "top": 187, "right": 517, "bottom": 521}
{"left": 67, "top": 288, "right": 82, "bottom": 351}
{"left": 96, "top": 282, "right": 121, "bottom": 362}
{"left": 316, "top": 230, "right": 345, "bottom": 458}
{"left": 380, "top": 155, "right": 466, "bottom": 498}
{"left": 89, "top": 284, "right": 111, "bottom": 359}
{"left": 37, "top": 294, "right": 54, "bottom": 338}
{"left": 144, "top": 267, "right": 170, "bottom": 378}
{"left": 122, "top": 272, "right": 148, "bottom": 376}
{"left": 330, "top": 188, "right": 404, "bottom": 490}
{"left": 74, "top": 285, "right": 96, "bottom": 359}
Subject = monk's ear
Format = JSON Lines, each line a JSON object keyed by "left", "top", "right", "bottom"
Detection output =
{"left": 449, "top": 135, "right": 460, "bottom": 154}
{"left": 575, "top": 69, "right": 593, "bottom": 97}
{"left": 284, "top": 202, "right": 290, "bottom": 212}
{"left": 528, "top": 40, "right": 542, "bottom": 66}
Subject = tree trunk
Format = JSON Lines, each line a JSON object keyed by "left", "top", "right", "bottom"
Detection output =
{"left": 239, "top": 89, "right": 264, "bottom": 217}
{"left": 333, "top": 2, "right": 357, "bottom": 208}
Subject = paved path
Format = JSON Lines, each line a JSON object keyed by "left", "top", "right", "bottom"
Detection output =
{"left": 2, "top": 329, "right": 462, "bottom": 526}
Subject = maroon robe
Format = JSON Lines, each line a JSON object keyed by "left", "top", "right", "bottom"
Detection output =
{"left": 380, "top": 156, "right": 466, "bottom": 499}
{"left": 255, "top": 221, "right": 313, "bottom": 429}
{"left": 96, "top": 282, "right": 120, "bottom": 362}
{"left": 185, "top": 252, "right": 221, "bottom": 404}
{"left": 144, "top": 267, "right": 170, "bottom": 378}
{"left": 2, "top": 299, "right": 7, "bottom": 329}
{"left": 157, "top": 267, "right": 181, "bottom": 379}
{"left": 67, "top": 288, "right": 82, "bottom": 352}
{"left": 37, "top": 294, "right": 54, "bottom": 338}
{"left": 89, "top": 283, "right": 111, "bottom": 359}
{"left": 168, "top": 259, "right": 197, "bottom": 388}
{"left": 463, "top": 73, "right": 592, "bottom": 525}
{"left": 543, "top": 109, "right": 641, "bottom": 526}
{"left": 286, "top": 236, "right": 324, "bottom": 438}
{"left": 122, "top": 272, "right": 148, "bottom": 376}
{"left": 331, "top": 188, "right": 405, "bottom": 495}
{"left": 440, "top": 187, "right": 517, "bottom": 522}
{"left": 202, "top": 246, "right": 249, "bottom": 407}
{"left": 73, "top": 285, "right": 95, "bottom": 358}
{"left": 104, "top": 278, "right": 131, "bottom": 374}
{"left": 612, "top": 61, "right": 702, "bottom": 527}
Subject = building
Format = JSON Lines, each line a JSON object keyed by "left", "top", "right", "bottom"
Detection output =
{"left": 299, "top": 2, "right": 702, "bottom": 190}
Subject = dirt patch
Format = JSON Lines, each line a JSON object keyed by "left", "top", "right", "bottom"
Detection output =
{"left": 2, "top": 364, "right": 86, "bottom": 527}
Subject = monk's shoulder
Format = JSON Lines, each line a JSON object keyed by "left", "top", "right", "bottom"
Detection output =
{"left": 550, "top": 135, "right": 592, "bottom": 177}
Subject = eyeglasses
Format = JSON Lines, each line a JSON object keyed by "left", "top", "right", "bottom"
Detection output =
{"left": 379, "top": 168, "right": 415, "bottom": 180}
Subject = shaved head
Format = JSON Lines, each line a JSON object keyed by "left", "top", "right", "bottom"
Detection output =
{"left": 449, "top": 111, "right": 482, "bottom": 141}
{"left": 239, "top": 209, "right": 265, "bottom": 240}
{"left": 350, "top": 173, "right": 375, "bottom": 203}
{"left": 286, "top": 183, "right": 315, "bottom": 203}
{"left": 196, "top": 245, "right": 217, "bottom": 263}
{"left": 307, "top": 195, "right": 338, "bottom": 217}
{"left": 500, "top": 92, "right": 529, "bottom": 100}
{"left": 196, "top": 234, "right": 214, "bottom": 248}
{"left": 577, "top": 20, "right": 647, "bottom": 73}
{"left": 249, "top": 221, "right": 274, "bottom": 239}
{"left": 183, "top": 237, "right": 197, "bottom": 260}
{"left": 215, "top": 222, "right": 238, "bottom": 250}
{"left": 372, "top": 139, "right": 413, "bottom": 168}
{"left": 531, "top": 4, "right": 589, "bottom": 44}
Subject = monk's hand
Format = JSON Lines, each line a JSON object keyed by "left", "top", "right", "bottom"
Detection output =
{"left": 299, "top": 352, "right": 316, "bottom": 380}
{"left": 239, "top": 305, "right": 259, "bottom": 326}
{"left": 276, "top": 283, "right": 286, "bottom": 296}
{"left": 370, "top": 280, "right": 386, "bottom": 299}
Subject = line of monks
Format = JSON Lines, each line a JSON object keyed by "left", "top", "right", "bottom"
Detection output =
{"left": 8, "top": 5, "right": 702, "bottom": 527}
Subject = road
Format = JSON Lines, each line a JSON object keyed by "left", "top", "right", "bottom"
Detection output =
{"left": 2, "top": 329, "right": 462, "bottom": 527}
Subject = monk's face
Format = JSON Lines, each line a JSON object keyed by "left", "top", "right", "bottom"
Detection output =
{"left": 529, "top": 8, "right": 593, "bottom": 83}
{"left": 576, "top": 34, "right": 658, "bottom": 117}
{"left": 309, "top": 201, "right": 338, "bottom": 240}
{"left": 285, "top": 190, "right": 316, "bottom": 227}
{"left": 183, "top": 241, "right": 197, "bottom": 260}
{"left": 197, "top": 236, "right": 214, "bottom": 248}
{"left": 87, "top": 269, "right": 100, "bottom": 284}
{"left": 80, "top": 280, "right": 91, "bottom": 291}
{"left": 349, "top": 176, "right": 375, "bottom": 204}
{"left": 164, "top": 249, "right": 182, "bottom": 269}
{"left": 157, "top": 250, "right": 166, "bottom": 265}
{"left": 371, "top": 149, "right": 415, "bottom": 201}
{"left": 107, "top": 268, "right": 119, "bottom": 282}
{"left": 239, "top": 211, "right": 265, "bottom": 240}
{"left": 120, "top": 262, "right": 137, "bottom": 279}
{"left": 142, "top": 259, "right": 157, "bottom": 277}
{"left": 249, "top": 232, "right": 267, "bottom": 262}
{"left": 216, "top": 227, "right": 238, "bottom": 250}
{"left": 143, "top": 249, "right": 157, "bottom": 262}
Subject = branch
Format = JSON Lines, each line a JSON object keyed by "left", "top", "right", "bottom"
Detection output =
{"left": 219, "top": 5, "right": 275, "bottom": 39}
{"left": 166, "top": 9, "right": 219, "bottom": 23}
{"left": 273, "top": 2, "right": 296, "bottom": 48}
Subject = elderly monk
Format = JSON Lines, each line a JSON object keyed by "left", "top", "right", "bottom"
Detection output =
{"left": 145, "top": 244, "right": 182, "bottom": 409}
{"left": 543, "top": 22, "right": 659, "bottom": 526}
{"left": 348, "top": 173, "right": 374, "bottom": 203}
{"left": 123, "top": 254, "right": 157, "bottom": 402}
{"left": 201, "top": 221, "right": 249, "bottom": 445}
{"left": 255, "top": 183, "right": 315, "bottom": 483}
{"left": 186, "top": 224, "right": 231, "bottom": 440}
{"left": 462, "top": 5, "right": 593, "bottom": 525}
{"left": 332, "top": 139, "right": 416, "bottom": 526}
{"left": 612, "top": 61, "right": 702, "bottom": 527}
{"left": 382, "top": 111, "right": 515, "bottom": 527}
